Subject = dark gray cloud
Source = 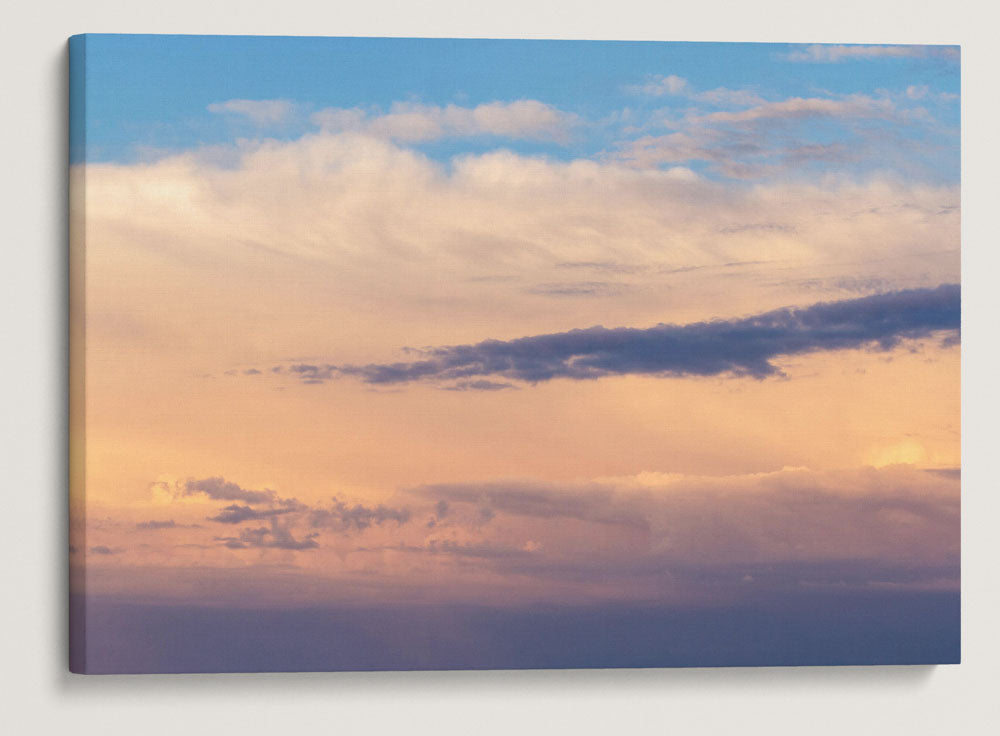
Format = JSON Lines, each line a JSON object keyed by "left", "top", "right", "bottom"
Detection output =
{"left": 173, "top": 474, "right": 408, "bottom": 544}
{"left": 184, "top": 477, "right": 276, "bottom": 505}
{"left": 417, "top": 481, "right": 650, "bottom": 531}
{"left": 215, "top": 519, "right": 319, "bottom": 551}
{"left": 441, "top": 380, "right": 517, "bottom": 392}
{"left": 924, "top": 467, "right": 961, "bottom": 480}
{"left": 426, "top": 499, "right": 451, "bottom": 528}
{"left": 318, "top": 284, "right": 958, "bottom": 386}
{"left": 216, "top": 537, "right": 248, "bottom": 549}
{"left": 207, "top": 504, "right": 298, "bottom": 525}
{"left": 178, "top": 474, "right": 309, "bottom": 535}
{"left": 288, "top": 364, "right": 337, "bottom": 384}
{"left": 309, "top": 498, "right": 411, "bottom": 532}
{"left": 136, "top": 520, "right": 177, "bottom": 530}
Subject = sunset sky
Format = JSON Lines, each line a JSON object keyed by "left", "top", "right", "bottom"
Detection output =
{"left": 69, "top": 36, "right": 960, "bottom": 671}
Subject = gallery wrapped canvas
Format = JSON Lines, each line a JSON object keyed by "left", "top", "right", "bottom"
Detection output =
{"left": 68, "top": 34, "right": 960, "bottom": 673}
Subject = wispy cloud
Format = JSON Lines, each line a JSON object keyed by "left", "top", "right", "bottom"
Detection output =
{"left": 166, "top": 476, "right": 412, "bottom": 548}
{"left": 382, "top": 466, "right": 958, "bottom": 597}
{"left": 611, "top": 93, "right": 905, "bottom": 177}
{"left": 785, "top": 44, "right": 959, "bottom": 63}
{"left": 182, "top": 476, "right": 277, "bottom": 505}
{"left": 277, "top": 285, "right": 959, "bottom": 388}
{"left": 625, "top": 75, "right": 766, "bottom": 107}
{"left": 207, "top": 99, "right": 299, "bottom": 126}
{"left": 696, "top": 95, "right": 895, "bottom": 125}
{"left": 136, "top": 519, "right": 178, "bottom": 530}
{"left": 207, "top": 504, "right": 299, "bottom": 525}
{"left": 440, "top": 380, "right": 517, "bottom": 392}
{"left": 626, "top": 74, "right": 689, "bottom": 96}
{"left": 215, "top": 519, "right": 319, "bottom": 550}
{"left": 311, "top": 100, "right": 578, "bottom": 143}
{"left": 415, "top": 481, "right": 650, "bottom": 530}
{"left": 525, "top": 281, "right": 630, "bottom": 297}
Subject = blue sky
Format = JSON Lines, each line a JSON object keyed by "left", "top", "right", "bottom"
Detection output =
{"left": 70, "top": 35, "right": 959, "bottom": 182}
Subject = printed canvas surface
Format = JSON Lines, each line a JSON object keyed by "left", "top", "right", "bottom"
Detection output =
{"left": 69, "top": 35, "right": 960, "bottom": 673}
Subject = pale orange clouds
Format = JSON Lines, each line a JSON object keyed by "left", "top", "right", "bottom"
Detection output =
{"left": 72, "top": 130, "right": 959, "bottom": 607}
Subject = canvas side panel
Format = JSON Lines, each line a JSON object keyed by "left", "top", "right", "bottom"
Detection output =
{"left": 68, "top": 33, "right": 88, "bottom": 674}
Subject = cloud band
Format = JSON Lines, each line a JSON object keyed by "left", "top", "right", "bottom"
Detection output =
{"left": 289, "top": 284, "right": 959, "bottom": 387}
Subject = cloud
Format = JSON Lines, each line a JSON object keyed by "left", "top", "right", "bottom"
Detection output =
{"left": 113, "top": 465, "right": 957, "bottom": 605}
{"left": 440, "top": 380, "right": 517, "bottom": 392}
{"left": 785, "top": 44, "right": 959, "bottom": 63}
{"left": 626, "top": 74, "right": 689, "bottom": 96}
{"left": 215, "top": 519, "right": 319, "bottom": 551}
{"left": 182, "top": 477, "right": 276, "bottom": 505}
{"left": 311, "top": 100, "right": 578, "bottom": 143}
{"left": 610, "top": 87, "right": 955, "bottom": 178}
{"left": 693, "top": 87, "right": 768, "bottom": 107}
{"left": 287, "top": 364, "right": 337, "bottom": 384}
{"left": 612, "top": 125, "right": 868, "bottom": 178}
{"left": 85, "top": 133, "right": 958, "bottom": 319}
{"left": 136, "top": 520, "right": 177, "bottom": 530}
{"left": 614, "top": 129, "right": 769, "bottom": 174}
{"left": 158, "top": 474, "right": 414, "bottom": 548}
{"left": 84, "top": 130, "right": 958, "bottom": 399}
{"left": 286, "top": 285, "right": 959, "bottom": 387}
{"left": 555, "top": 261, "right": 648, "bottom": 275}
{"left": 619, "top": 68, "right": 959, "bottom": 176}
{"left": 308, "top": 498, "right": 411, "bottom": 532}
{"left": 697, "top": 95, "right": 895, "bottom": 125}
{"left": 525, "top": 281, "right": 630, "bottom": 297}
{"left": 384, "top": 539, "right": 536, "bottom": 561}
{"left": 407, "top": 464, "right": 959, "bottom": 592}
{"left": 417, "top": 481, "right": 651, "bottom": 530}
{"left": 171, "top": 476, "right": 312, "bottom": 536}
{"left": 626, "top": 75, "right": 766, "bottom": 108}
{"left": 924, "top": 467, "right": 960, "bottom": 480}
{"left": 207, "top": 504, "right": 298, "bottom": 525}
{"left": 207, "top": 99, "right": 298, "bottom": 126}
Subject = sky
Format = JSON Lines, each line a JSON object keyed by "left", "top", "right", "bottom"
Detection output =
{"left": 69, "top": 35, "right": 960, "bottom": 672}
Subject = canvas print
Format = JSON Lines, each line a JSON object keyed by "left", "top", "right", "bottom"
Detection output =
{"left": 69, "top": 35, "right": 960, "bottom": 673}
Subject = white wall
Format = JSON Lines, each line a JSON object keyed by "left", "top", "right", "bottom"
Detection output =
{"left": 3, "top": 1, "right": 997, "bottom": 733}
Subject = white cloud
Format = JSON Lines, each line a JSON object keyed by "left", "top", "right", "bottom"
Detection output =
{"left": 311, "top": 100, "right": 578, "bottom": 143}
{"left": 697, "top": 95, "right": 895, "bottom": 125}
{"left": 625, "top": 74, "right": 689, "bottom": 97}
{"left": 81, "top": 130, "right": 959, "bottom": 356}
{"left": 692, "top": 87, "right": 767, "bottom": 107}
{"left": 207, "top": 99, "right": 299, "bottom": 126}
{"left": 785, "top": 44, "right": 959, "bottom": 63}
{"left": 626, "top": 76, "right": 764, "bottom": 108}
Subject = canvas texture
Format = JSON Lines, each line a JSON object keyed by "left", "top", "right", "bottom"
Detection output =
{"left": 68, "top": 35, "right": 961, "bottom": 673}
